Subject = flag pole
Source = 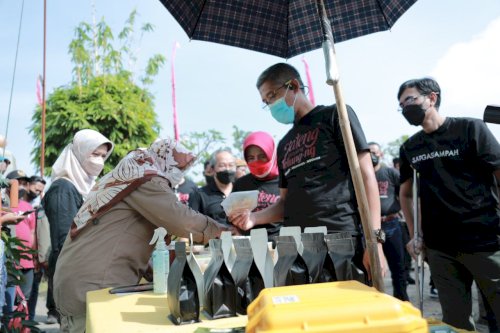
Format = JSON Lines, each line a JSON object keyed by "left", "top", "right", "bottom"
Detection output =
{"left": 40, "top": 0, "right": 47, "bottom": 177}
{"left": 171, "top": 42, "right": 180, "bottom": 141}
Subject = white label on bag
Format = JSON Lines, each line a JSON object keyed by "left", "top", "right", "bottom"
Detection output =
{"left": 272, "top": 295, "right": 300, "bottom": 304}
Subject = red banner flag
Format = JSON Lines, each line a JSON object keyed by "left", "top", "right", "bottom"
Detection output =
{"left": 36, "top": 75, "right": 43, "bottom": 106}
{"left": 301, "top": 57, "right": 315, "bottom": 106}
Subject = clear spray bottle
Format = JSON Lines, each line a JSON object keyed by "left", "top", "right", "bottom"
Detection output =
{"left": 149, "top": 227, "right": 169, "bottom": 294}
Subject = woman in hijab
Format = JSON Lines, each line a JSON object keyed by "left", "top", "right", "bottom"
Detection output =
{"left": 42, "top": 128, "right": 113, "bottom": 324}
{"left": 53, "top": 137, "right": 231, "bottom": 332}
{"left": 232, "top": 131, "right": 282, "bottom": 237}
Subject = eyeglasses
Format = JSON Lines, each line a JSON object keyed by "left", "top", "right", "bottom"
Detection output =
{"left": 261, "top": 80, "right": 292, "bottom": 109}
{"left": 398, "top": 94, "right": 426, "bottom": 112}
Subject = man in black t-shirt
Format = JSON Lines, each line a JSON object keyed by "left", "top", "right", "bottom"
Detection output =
{"left": 369, "top": 142, "right": 408, "bottom": 301}
{"left": 230, "top": 63, "right": 387, "bottom": 281}
{"left": 398, "top": 77, "right": 500, "bottom": 331}
{"left": 188, "top": 148, "right": 236, "bottom": 226}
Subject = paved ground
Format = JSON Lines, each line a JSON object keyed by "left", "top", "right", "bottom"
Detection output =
{"left": 33, "top": 263, "right": 489, "bottom": 332}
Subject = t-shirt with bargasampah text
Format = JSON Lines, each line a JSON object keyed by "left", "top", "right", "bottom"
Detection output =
{"left": 399, "top": 117, "right": 500, "bottom": 253}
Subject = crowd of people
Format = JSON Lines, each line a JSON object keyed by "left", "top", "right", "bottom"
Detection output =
{"left": 0, "top": 64, "right": 498, "bottom": 333}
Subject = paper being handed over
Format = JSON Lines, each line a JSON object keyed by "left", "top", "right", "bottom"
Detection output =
{"left": 220, "top": 190, "right": 259, "bottom": 216}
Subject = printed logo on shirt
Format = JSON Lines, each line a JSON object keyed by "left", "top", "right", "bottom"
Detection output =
{"left": 282, "top": 128, "right": 321, "bottom": 175}
{"left": 377, "top": 180, "right": 389, "bottom": 198}
{"left": 256, "top": 191, "right": 280, "bottom": 211}
{"left": 411, "top": 149, "right": 459, "bottom": 164}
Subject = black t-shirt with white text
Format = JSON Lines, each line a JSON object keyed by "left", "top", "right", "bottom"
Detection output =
{"left": 400, "top": 117, "right": 500, "bottom": 252}
{"left": 375, "top": 166, "right": 401, "bottom": 216}
{"left": 278, "top": 104, "right": 369, "bottom": 233}
{"left": 233, "top": 173, "right": 282, "bottom": 236}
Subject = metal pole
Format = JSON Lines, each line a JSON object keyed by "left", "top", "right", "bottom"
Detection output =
{"left": 413, "top": 168, "right": 424, "bottom": 313}
{"left": 40, "top": 0, "right": 47, "bottom": 177}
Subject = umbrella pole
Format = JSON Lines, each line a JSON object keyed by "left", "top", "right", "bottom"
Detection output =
{"left": 331, "top": 81, "right": 384, "bottom": 292}
{"left": 319, "top": 1, "right": 383, "bottom": 292}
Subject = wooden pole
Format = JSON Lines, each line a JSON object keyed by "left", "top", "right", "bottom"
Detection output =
{"left": 319, "top": 0, "right": 383, "bottom": 291}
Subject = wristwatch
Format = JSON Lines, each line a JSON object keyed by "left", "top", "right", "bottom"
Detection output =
{"left": 373, "top": 229, "right": 386, "bottom": 243}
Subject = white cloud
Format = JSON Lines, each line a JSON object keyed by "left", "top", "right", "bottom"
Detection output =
{"left": 432, "top": 17, "right": 500, "bottom": 114}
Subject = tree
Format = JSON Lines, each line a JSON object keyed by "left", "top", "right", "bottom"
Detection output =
{"left": 383, "top": 135, "right": 410, "bottom": 161}
{"left": 30, "top": 11, "right": 164, "bottom": 175}
{"left": 179, "top": 126, "right": 251, "bottom": 185}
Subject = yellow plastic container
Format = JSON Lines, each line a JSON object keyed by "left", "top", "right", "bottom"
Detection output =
{"left": 246, "top": 281, "right": 427, "bottom": 333}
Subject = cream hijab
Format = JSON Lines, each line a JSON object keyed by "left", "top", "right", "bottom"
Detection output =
{"left": 51, "top": 129, "right": 113, "bottom": 198}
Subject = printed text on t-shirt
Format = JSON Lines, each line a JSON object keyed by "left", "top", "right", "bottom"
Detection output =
{"left": 282, "top": 128, "right": 320, "bottom": 170}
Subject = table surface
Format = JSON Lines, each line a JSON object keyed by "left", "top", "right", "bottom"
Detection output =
{"left": 86, "top": 288, "right": 248, "bottom": 333}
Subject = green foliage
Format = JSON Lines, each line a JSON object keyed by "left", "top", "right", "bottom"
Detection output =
{"left": 30, "top": 74, "right": 160, "bottom": 174}
{"left": 31, "top": 10, "right": 163, "bottom": 175}
{"left": 1, "top": 233, "right": 36, "bottom": 283}
{"left": 383, "top": 135, "right": 410, "bottom": 160}
{"left": 180, "top": 129, "right": 225, "bottom": 172}
{"left": 0, "top": 233, "right": 42, "bottom": 332}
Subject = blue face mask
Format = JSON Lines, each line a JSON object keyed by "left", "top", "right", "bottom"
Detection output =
{"left": 269, "top": 89, "right": 297, "bottom": 124}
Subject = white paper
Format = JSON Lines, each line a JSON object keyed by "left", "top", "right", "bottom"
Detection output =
{"left": 220, "top": 190, "right": 259, "bottom": 215}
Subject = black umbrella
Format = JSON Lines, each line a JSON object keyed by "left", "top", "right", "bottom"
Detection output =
{"left": 160, "top": 0, "right": 417, "bottom": 292}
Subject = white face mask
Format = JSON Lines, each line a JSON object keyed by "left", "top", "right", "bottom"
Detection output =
{"left": 168, "top": 166, "right": 184, "bottom": 188}
{"left": 82, "top": 156, "right": 105, "bottom": 176}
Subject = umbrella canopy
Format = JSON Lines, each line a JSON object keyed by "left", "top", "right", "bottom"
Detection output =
{"left": 160, "top": 0, "right": 417, "bottom": 59}
{"left": 160, "top": 0, "right": 418, "bottom": 292}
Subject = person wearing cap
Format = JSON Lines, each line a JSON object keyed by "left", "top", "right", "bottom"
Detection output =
{"left": 235, "top": 158, "right": 248, "bottom": 179}
{"left": 0, "top": 156, "right": 11, "bottom": 175}
{"left": 25, "top": 175, "right": 47, "bottom": 321}
{"left": 42, "top": 129, "right": 114, "bottom": 324}
{"left": 0, "top": 135, "right": 17, "bottom": 175}
{"left": 3, "top": 169, "right": 37, "bottom": 318}
{"left": 233, "top": 131, "right": 282, "bottom": 238}
{"left": 25, "top": 175, "right": 46, "bottom": 205}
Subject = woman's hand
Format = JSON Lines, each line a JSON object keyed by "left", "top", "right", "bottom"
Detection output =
{"left": 0, "top": 212, "right": 25, "bottom": 226}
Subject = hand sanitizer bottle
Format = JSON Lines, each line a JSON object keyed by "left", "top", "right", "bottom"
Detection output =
{"left": 149, "top": 227, "right": 169, "bottom": 294}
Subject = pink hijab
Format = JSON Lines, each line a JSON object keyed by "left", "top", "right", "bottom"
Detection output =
{"left": 243, "top": 131, "right": 279, "bottom": 181}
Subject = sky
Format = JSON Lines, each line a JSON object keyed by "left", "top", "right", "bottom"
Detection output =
{"left": 1, "top": 0, "right": 500, "bottom": 180}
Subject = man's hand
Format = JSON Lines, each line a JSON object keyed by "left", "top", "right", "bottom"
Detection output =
{"left": 362, "top": 242, "right": 388, "bottom": 281}
{"left": 406, "top": 236, "right": 424, "bottom": 260}
{"left": 228, "top": 209, "right": 255, "bottom": 231}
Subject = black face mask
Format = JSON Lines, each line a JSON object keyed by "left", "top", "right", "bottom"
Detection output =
{"left": 18, "top": 188, "right": 27, "bottom": 199}
{"left": 370, "top": 153, "right": 379, "bottom": 167}
{"left": 216, "top": 170, "right": 236, "bottom": 185}
{"left": 27, "top": 191, "right": 38, "bottom": 201}
{"left": 204, "top": 174, "right": 213, "bottom": 184}
{"left": 402, "top": 104, "right": 426, "bottom": 126}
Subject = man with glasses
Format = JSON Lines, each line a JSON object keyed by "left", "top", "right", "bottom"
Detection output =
{"left": 189, "top": 148, "right": 237, "bottom": 226}
{"left": 230, "top": 63, "right": 387, "bottom": 284}
{"left": 398, "top": 77, "right": 500, "bottom": 331}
